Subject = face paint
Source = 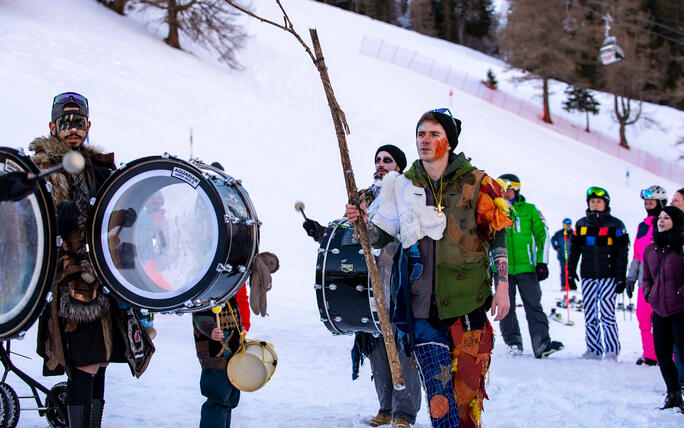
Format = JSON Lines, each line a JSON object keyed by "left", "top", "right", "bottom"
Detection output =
{"left": 58, "top": 114, "right": 88, "bottom": 132}
{"left": 434, "top": 137, "right": 448, "bottom": 159}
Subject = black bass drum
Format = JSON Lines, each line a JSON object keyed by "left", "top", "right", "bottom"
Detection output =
{"left": 87, "top": 155, "right": 259, "bottom": 313}
{"left": 0, "top": 147, "right": 57, "bottom": 340}
{"left": 315, "top": 220, "right": 380, "bottom": 335}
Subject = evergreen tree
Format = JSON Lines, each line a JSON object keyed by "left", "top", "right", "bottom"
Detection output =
{"left": 563, "top": 85, "right": 600, "bottom": 132}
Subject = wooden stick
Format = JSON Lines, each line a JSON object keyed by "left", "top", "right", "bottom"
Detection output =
{"left": 221, "top": 0, "right": 404, "bottom": 390}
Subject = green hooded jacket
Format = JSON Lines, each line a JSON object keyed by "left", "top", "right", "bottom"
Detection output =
{"left": 505, "top": 194, "right": 549, "bottom": 275}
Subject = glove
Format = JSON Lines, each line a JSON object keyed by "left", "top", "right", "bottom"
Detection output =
{"left": 568, "top": 271, "right": 579, "bottom": 290}
{"left": 535, "top": 263, "right": 549, "bottom": 282}
{"left": 615, "top": 277, "right": 626, "bottom": 294}
{"left": 626, "top": 279, "right": 635, "bottom": 299}
{"left": 2, "top": 172, "right": 37, "bottom": 202}
{"left": 302, "top": 219, "right": 324, "bottom": 242}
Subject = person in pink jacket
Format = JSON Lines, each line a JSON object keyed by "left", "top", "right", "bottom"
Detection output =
{"left": 626, "top": 185, "right": 668, "bottom": 366}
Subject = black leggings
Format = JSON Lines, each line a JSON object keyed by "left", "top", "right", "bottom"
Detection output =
{"left": 652, "top": 311, "right": 684, "bottom": 393}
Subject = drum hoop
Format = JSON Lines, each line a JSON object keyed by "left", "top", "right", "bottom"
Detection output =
{"left": 320, "top": 220, "right": 344, "bottom": 335}
{"left": 87, "top": 156, "right": 229, "bottom": 311}
{"left": 0, "top": 147, "right": 57, "bottom": 340}
{"left": 188, "top": 162, "right": 260, "bottom": 309}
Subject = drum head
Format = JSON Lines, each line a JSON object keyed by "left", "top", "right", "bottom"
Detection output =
{"left": 88, "top": 156, "right": 234, "bottom": 312}
{"left": 0, "top": 147, "right": 57, "bottom": 340}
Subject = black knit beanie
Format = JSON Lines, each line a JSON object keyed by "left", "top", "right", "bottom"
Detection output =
{"left": 417, "top": 111, "right": 462, "bottom": 152}
{"left": 653, "top": 205, "right": 684, "bottom": 252}
{"left": 375, "top": 144, "right": 407, "bottom": 172}
{"left": 662, "top": 206, "right": 684, "bottom": 230}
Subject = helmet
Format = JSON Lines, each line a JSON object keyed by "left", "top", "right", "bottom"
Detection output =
{"left": 562, "top": 218, "right": 572, "bottom": 225}
{"left": 498, "top": 173, "right": 521, "bottom": 190}
{"left": 586, "top": 186, "right": 610, "bottom": 208}
{"left": 640, "top": 185, "right": 667, "bottom": 201}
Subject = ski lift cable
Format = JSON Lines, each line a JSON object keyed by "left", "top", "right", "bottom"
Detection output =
{"left": 561, "top": 0, "right": 684, "bottom": 46}
{"left": 580, "top": 0, "right": 684, "bottom": 38}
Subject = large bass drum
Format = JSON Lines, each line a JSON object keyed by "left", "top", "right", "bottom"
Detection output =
{"left": 315, "top": 220, "right": 380, "bottom": 335}
{"left": 0, "top": 147, "right": 58, "bottom": 340}
{"left": 87, "top": 155, "right": 259, "bottom": 313}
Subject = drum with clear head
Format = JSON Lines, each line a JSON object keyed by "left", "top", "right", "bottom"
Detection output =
{"left": 86, "top": 155, "right": 259, "bottom": 313}
{"left": 0, "top": 147, "right": 57, "bottom": 340}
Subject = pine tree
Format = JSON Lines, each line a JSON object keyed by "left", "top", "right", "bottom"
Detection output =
{"left": 484, "top": 68, "right": 497, "bottom": 89}
{"left": 562, "top": 85, "right": 600, "bottom": 132}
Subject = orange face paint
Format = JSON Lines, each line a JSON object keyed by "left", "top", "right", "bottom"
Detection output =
{"left": 434, "top": 137, "right": 449, "bottom": 159}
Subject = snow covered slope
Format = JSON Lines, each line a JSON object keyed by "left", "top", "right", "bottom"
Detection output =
{"left": 1, "top": 0, "right": 682, "bottom": 427}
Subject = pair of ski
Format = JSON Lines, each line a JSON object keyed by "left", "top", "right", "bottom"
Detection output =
{"left": 548, "top": 308, "right": 575, "bottom": 326}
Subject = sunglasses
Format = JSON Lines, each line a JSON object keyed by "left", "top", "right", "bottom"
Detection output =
{"left": 58, "top": 114, "right": 88, "bottom": 132}
{"left": 586, "top": 186, "right": 610, "bottom": 201}
{"left": 53, "top": 92, "right": 88, "bottom": 110}
{"left": 375, "top": 156, "right": 395, "bottom": 165}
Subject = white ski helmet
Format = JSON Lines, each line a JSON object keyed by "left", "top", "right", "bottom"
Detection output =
{"left": 640, "top": 185, "right": 668, "bottom": 201}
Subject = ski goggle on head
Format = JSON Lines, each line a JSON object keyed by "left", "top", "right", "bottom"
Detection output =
{"left": 52, "top": 92, "right": 89, "bottom": 122}
{"left": 499, "top": 178, "right": 521, "bottom": 190}
{"left": 586, "top": 186, "right": 610, "bottom": 201}
{"left": 425, "top": 107, "right": 461, "bottom": 131}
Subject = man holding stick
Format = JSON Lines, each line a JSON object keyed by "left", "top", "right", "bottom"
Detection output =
{"left": 347, "top": 108, "right": 512, "bottom": 428}
{"left": 304, "top": 145, "right": 422, "bottom": 428}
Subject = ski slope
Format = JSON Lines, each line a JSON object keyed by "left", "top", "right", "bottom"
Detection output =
{"left": 1, "top": 0, "right": 683, "bottom": 427}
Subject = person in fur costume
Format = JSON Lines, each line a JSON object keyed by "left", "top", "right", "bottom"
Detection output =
{"left": 347, "top": 109, "right": 513, "bottom": 428}
{"left": 33, "top": 92, "right": 154, "bottom": 428}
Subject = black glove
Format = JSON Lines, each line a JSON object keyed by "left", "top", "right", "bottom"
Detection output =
{"left": 626, "top": 279, "right": 635, "bottom": 299}
{"left": 57, "top": 201, "right": 79, "bottom": 237}
{"left": 568, "top": 271, "right": 579, "bottom": 290}
{"left": 615, "top": 277, "right": 626, "bottom": 294}
{"left": 1, "top": 172, "right": 37, "bottom": 202}
{"left": 302, "top": 219, "right": 324, "bottom": 242}
{"left": 535, "top": 263, "right": 549, "bottom": 282}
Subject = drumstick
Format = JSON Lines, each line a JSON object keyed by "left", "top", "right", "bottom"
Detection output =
{"left": 294, "top": 200, "right": 309, "bottom": 221}
{"left": 211, "top": 305, "right": 222, "bottom": 331}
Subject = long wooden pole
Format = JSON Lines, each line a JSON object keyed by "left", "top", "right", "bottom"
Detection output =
{"left": 220, "top": 0, "right": 405, "bottom": 390}
{"left": 309, "top": 29, "right": 404, "bottom": 390}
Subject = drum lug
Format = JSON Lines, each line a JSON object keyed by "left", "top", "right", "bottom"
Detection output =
{"left": 46, "top": 291, "right": 53, "bottom": 303}
{"left": 184, "top": 300, "right": 194, "bottom": 309}
{"left": 244, "top": 219, "right": 257, "bottom": 226}
{"left": 328, "top": 284, "right": 337, "bottom": 291}
{"left": 56, "top": 236, "right": 63, "bottom": 247}
{"left": 361, "top": 317, "right": 370, "bottom": 324}
{"left": 140, "top": 308, "right": 149, "bottom": 315}
{"left": 320, "top": 317, "right": 328, "bottom": 322}
{"left": 372, "top": 332, "right": 380, "bottom": 338}
{"left": 194, "top": 299, "right": 203, "bottom": 307}
{"left": 118, "top": 162, "right": 127, "bottom": 169}
{"left": 85, "top": 244, "right": 90, "bottom": 253}
{"left": 355, "top": 285, "right": 365, "bottom": 292}
{"left": 317, "top": 248, "right": 325, "bottom": 254}
{"left": 333, "top": 316, "right": 342, "bottom": 322}
{"left": 89, "top": 197, "right": 96, "bottom": 206}
{"left": 162, "top": 152, "right": 170, "bottom": 159}
{"left": 238, "top": 265, "right": 247, "bottom": 273}
{"left": 44, "top": 181, "right": 52, "bottom": 193}
{"left": 217, "top": 263, "right": 233, "bottom": 273}
{"left": 314, "top": 284, "right": 322, "bottom": 290}
{"left": 330, "top": 248, "right": 340, "bottom": 255}
{"left": 224, "top": 214, "right": 240, "bottom": 224}
{"left": 102, "top": 286, "right": 111, "bottom": 294}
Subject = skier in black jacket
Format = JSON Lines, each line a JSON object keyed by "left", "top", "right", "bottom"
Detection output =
{"left": 567, "top": 187, "right": 630, "bottom": 361}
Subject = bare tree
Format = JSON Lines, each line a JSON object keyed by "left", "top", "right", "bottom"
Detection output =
{"left": 498, "top": 0, "right": 579, "bottom": 124}
{"left": 132, "top": 0, "right": 247, "bottom": 68}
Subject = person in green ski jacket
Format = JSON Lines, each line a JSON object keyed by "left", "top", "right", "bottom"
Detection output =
{"left": 497, "top": 173, "right": 563, "bottom": 359}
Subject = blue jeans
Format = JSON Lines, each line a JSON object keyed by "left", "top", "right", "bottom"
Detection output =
{"left": 199, "top": 369, "right": 240, "bottom": 428}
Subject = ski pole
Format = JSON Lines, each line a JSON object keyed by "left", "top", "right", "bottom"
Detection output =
{"left": 564, "top": 229, "right": 571, "bottom": 323}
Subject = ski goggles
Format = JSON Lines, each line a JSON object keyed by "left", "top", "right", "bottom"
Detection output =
{"left": 499, "top": 178, "right": 521, "bottom": 190}
{"left": 586, "top": 186, "right": 610, "bottom": 201}
{"left": 52, "top": 92, "right": 89, "bottom": 122}
{"left": 640, "top": 188, "right": 663, "bottom": 200}
{"left": 57, "top": 114, "right": 88, "bottom": 132}
{"left": 563, "top": 218, "right": 572, "bottom": 225}
{"left": 425, "top": 107, "right": 461, "bottom": 130}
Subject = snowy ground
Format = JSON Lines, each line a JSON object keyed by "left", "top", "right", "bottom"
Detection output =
{"left": 1, "top": 0, "right": 683, "bottom": 427}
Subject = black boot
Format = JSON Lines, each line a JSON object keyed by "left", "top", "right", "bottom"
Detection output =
{"left": 90, "top": 399, "right": 104, "bottom": 428}
{"left": 67, "top": 404, "right": 90, "bottom": 428}
{"left": 660, "top": 390, "right": 683, "bottom": 410}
